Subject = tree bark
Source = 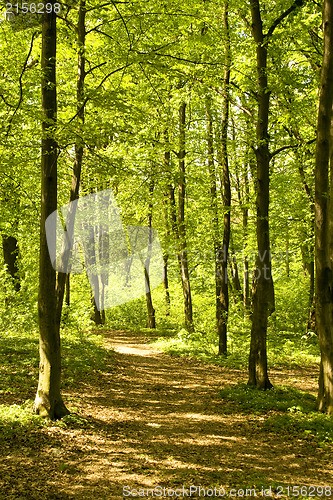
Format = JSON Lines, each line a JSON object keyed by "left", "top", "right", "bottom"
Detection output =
{"left": 315, "top": 0, "right": 333, "bottom": 414}
{"left": 293, "top": 130, "right": 315, "bottom": 331}
{"left": 235, "top": 142, "right": 251, "bottom": 312}
{"left": 218, "top": 1, "right": 231, "bottom": 355}
{"left": 177, "top": 102, "right": 193, "bottom": 331}
{"left": 206, "top": 96, "right": 225, "bottom": 354}
{"left": 248, "top": 0, "right": 274, "bottom": 389}
{"left": 248, "top": 0, "right": 305, "bottom": 388}
{"left": 228, "top": 247, "right": 244, "bottom": 304}
{"left": 163, "top": 198, "right": 171, "bottom": 315}
{"left": 56, "top": 0, "right": 86, "bottom": 329}
{"left": 65, "top": 273, "right": 70, "bottom": 307}
{"left": 2, "top": 235, "right": 20, "bottom": 291}
{"left": 145, "top": 179, "right": 156, "bottom": 329}
{"left": 34, "top": 4, "right": 69, "bottom": 419}
{"left": 242, "top": 161, "right": 251, "bottom": 311}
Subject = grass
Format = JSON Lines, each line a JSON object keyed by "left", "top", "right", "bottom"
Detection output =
{"left": 220, "top": 383, "right": 333, "bottom": 446}
{"left": 0, "top": 324, "right": 110, "bottom": 442}
{"left": 151, "top": 320, "right": 320, "bottom": 370}
{"left": 0, "top": 400, "right": 46, "bottom": 443}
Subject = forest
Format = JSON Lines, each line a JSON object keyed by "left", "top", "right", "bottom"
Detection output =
{"left": 1, "top": 0, "right": 333, "bottom": 498}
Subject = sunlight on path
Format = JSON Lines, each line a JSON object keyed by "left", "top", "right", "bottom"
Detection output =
{"left": 1, "top": 329, "right": 331, "bottom": 500}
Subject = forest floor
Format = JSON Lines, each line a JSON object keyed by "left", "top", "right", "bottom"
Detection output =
{"left": 1, "top": 329, "right": 332, "bottom": 500}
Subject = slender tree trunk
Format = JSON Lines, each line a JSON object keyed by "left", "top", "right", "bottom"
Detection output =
{"left": 242, "top": 162, "right": 251, "bottom": 311}
{"left": 163, "top": 252, "right": 171, "bottom": 315}
{"left": 291, "top": 127, "right": 315, "bottom": 330}
{"left": 91, "top": 293, "right": 103, "bottom": 325}
{"left": 235, "top": 143, "right": 251, "bottom": 312}
{"left": 206, "top": 96, "right": 225, "bottom": 353}
{"left": 284, "top": 219, "right": 290, "bottom": 277}
{"left": 177, "top": 102, "right": 193, "bottom": 331}
{"left": 315, "top": 0, "right": 333, "bottom": 414}
{"left": 163, "top": 138, "right": 171, "bottom": 315}
{"left": 2, "top": 235, "right": 20, "bottom": 291}
{"left": 65, "top": 273, "right": 70, "bottom": 307}
{"left": 34, "top": 4, "right": 69, "bottom": 419}
{"left": 85, "top": 220, "right": 103, "bottom": 325}
{"left": 163, "top": 198, "right": 171, "bottom": 316}
{"left": 248, "top": 0, "right": 274, "bottom": 389}
{"left": 56, "top": 0, "right": 86, "bottom": 329}
{"left": 228, "top": 246, "right": 244, "bottom": 304}
{"left": 218, "top": 1, "right": 231, "bottom": 355}
{"left": 145, "top": 180, "right": 156, "bottom": 329}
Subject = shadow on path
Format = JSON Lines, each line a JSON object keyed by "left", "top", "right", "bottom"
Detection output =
{"left": 0, "top": 330, "right": 331, "bottom": 499}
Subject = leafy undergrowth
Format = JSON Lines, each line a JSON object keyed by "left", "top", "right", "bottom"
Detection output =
{"left": 0, "top": 326, "right": 110, "bottom": 443}
{"left": 0, "top": 328, "right": 332, "bottom": 499}
{"left": 152, "top": 323, "right": 320, "bottom": 370}
{"left": 0, "top": 400, "right": 46, "bottom": 443}
{"left": 220, "top": 383, "right": 333, "bottom": 446}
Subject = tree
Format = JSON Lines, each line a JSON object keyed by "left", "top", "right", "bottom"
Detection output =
{"left": 217, "top": 0, "right": 231, "bottom": 355}
{"left": 247, "top": 0, "right": 305, "bottom": 389}
{"left": 2, "top": 235, "right": 20, "bottom": 292}
{"left": 56, "top": 0, "right": 86, "bottom": 328}
{"left": 315, "top": 0, "right": 333, "bottom": 415}
{"left": 177, "top": 101, "right": 194, "bottom": 331}
{"left": 34, "top": 4, "right": 69, "bottom": 419}
{"left": 145, "top": 178, "right": 156, "bottom": 329}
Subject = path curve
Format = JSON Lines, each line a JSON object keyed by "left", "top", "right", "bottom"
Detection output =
{"left": 1, "top": 330, "right": 331, "bottom": 500}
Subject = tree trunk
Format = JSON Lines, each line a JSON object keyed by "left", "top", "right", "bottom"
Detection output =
{"left": 235, "top": 141, "right": 251, "bottom": 312}
{"left": 291, "top": 126, "right": 316, "bottom": 331}
{"left": 177, "top": 102, "right": 193, "bottom": 331}
{"left": 218, "top": 1, "right": 231, "bottom": 355}
{"left": 163, "top": 140, "right": 171, "bottom": 316}
{"left": 163, "top": 253, "right": 171, "bottom": 315}
{"left": 56, "top": 0, "right": 86, "bottom": 329}
{"left": 162, "top": 195, "right": 171, "bottom": 317}
{"left": 315, "top": 0, "right": 333, "bottom": 414}
{"left": 242, "top": 162, "right": 251, "bottom": 311}
{"left": 2, "top": 235, "right": 20, "bottom": 291}
{"left": 145, "top": 180, "right": 156, "bottom": 329}
{"left": 91, "top": 292, "right": 103, "bottom": 325}
{"left": 206, "top": 96, "right": 225, "bottom": 354}
{"left": 248, "top": 0, "right": 306, "bottom": 388}
{"left": 228, "top": 247, "right": 244, "bottom": 304}
{"left": 248, "top": 0, "right": 274, "bottom": 389}
{"left": 34, "top": 4, "right": 69, "bottom": 419}
{"left": 65, "top": 273, "right": 70, "bottom": 307}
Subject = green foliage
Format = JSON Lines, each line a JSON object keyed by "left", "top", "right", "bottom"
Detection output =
{"left": 106, "top": 296, "right": 149, "bottom": 330}
{"left": 0, "top": 325, "right": 109, "bottom": 397}
{"left": 0, "top": 0, "right": 326, "bottom": 417}
{"left": 220, "top": 383, "right": 333, "bottom": 446}
{"left": 220, "top": 384, "right": 316, "bottom": 413}
{"left": 61, "top": 327, "right": 110, "bottom": 386}
{"left": 0, "top": 324, "right": 110, "bottom": 440}
{"left": 151, "top": 274, "right": 320, "bottom": 369}
{"left": 0, "top": 401, "right": 46, "bottom": 443}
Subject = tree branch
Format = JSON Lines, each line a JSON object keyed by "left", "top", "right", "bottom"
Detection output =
{"left": 5, "top": 31, "right": 38, "bottom": 139}
{"left": 266, "top": 0, "right": 305, "bottom": 40}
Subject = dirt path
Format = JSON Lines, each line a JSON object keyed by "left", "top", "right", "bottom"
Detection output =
{"left": 1, "top": 330, "right": 332, "bottom": 499}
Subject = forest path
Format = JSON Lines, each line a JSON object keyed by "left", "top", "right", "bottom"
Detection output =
{"left": 2, "top": 330, "right": 332, "bottom": 499}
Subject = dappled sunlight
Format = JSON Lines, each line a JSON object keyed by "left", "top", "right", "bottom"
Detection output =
{"left": 1, "top": 330, "right": 332, "bottom": 499}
